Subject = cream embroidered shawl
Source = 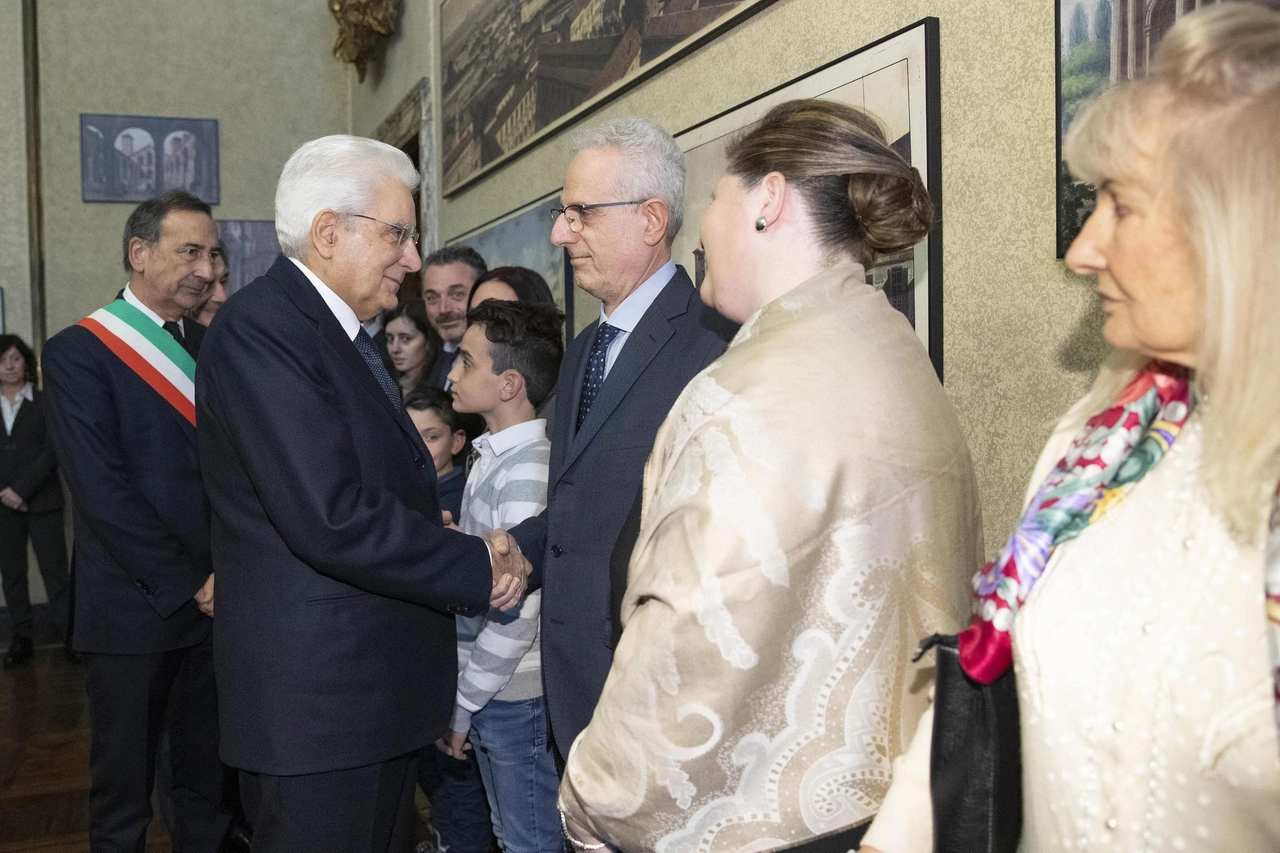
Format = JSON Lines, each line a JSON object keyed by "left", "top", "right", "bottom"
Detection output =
{"left": 559, "top": 263, "right": 982, "bottom": 852}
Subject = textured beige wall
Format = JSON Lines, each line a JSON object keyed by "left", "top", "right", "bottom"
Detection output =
{"left": 37, "top": 0, "right": 351, "bottom": 339}
{"left": 0, "top": 1, "right": 33, "bottom": 344}
{"left": 354, "top": 0, "right": 1110, "bottom": 552}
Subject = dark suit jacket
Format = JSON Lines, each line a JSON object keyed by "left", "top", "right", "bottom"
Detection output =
{"left": 196, "top": 256, "right": 493, "bottom": 776}
{"left": 42, "top": 309, "right": 211, "bottom": 655}
{"left": 0, "top": 390, "right": 64, "bottom": 514}
{"left": 511, "top": 266, "right": 735, "bottom": 753}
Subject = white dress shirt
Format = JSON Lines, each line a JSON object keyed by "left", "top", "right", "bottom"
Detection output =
{"left": 597, "top": 260, "right": 676, "bottom": 378}
{"left": 123, "top": 284, "right": 184, "bottom": 336}
{"left": 290, "top": 258, "right": 361, "bottom": 341}
{"left": 1, "top": 383, "right": 33, "bottom": 436}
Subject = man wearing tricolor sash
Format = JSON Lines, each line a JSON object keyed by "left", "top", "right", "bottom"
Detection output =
{"left": 43, "top": 191, "right": 233, "bottom": 852}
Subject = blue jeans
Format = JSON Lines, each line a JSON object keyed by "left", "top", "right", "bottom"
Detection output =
{"left": 469, "top": 696, "right": 562, "bottom": 853}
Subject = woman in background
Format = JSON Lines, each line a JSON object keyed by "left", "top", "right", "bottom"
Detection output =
{"left": 467, "top": 266, "right": 562, "bottom": 428}
{"left": 863, "top": 5, "right": 1280, "bottom": 850}
{"left": 558, "top": 99, "right": 982, "bottom": 852}
{"left": 0, "top": 334, "right": 71, "bottom": 667}
{"left": 385, "top": 299, "right": 444, "bottom": 399}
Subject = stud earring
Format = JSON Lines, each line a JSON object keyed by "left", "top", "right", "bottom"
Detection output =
{"left": 755, "top": 217, "right": 767, "bottom": 232}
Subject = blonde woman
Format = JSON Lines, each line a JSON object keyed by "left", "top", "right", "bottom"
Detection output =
{"left": 558, "top": 99, "right": 982, "bottom": 852}
{"left": 862, "top": 5, "right": 1280, "bottom": 851}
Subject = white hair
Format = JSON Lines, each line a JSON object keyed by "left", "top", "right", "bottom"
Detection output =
{"left": 275, "top": 134, "right": 420, "bottom": 259}
{"left": 570, "top": 117, "right": 685, "bottom": 244}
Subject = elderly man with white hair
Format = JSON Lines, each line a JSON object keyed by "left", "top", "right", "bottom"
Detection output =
{"left": 196, "top": 135, "right": 530, "bottom": 853}
{"left": 506, "top": 116, "right": 736, "bottom": 765}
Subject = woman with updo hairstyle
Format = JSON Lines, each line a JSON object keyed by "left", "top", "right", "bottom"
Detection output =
{"left": 557, "top": 99, "right": 981, "bottom": 852}
{"left": 863, "top": 6, "right": 1280, "bottom": 852}
{"left": 383, "top": 299, "right": 444, "bottom": 398}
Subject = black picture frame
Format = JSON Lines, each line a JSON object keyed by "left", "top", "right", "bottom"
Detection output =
{"left": 674, "top": 18, "right": 944, "bottom": 380}
{"left": 80, "top": 113, "right": 220, "bottom": 204}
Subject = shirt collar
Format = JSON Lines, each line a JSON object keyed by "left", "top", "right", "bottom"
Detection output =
{"left": 4, "top": 383, "right": 33, "bottom": 405}
{"left": 362, "top": 315, "right": 383, "bottom": 337}
{"left": 123, "top": 284, "right": 184, "bottom": 333}
{"left": 290, "top": 258, "right": 362, "bottom": 341}
{"left": 599, "top": 260, "right": 676, "bottom": 333}
{"left": 473, "top": 418, "right": 547, "bottom": 459}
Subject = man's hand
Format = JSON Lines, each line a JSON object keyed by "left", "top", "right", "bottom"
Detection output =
{"left": 434, "top": 730, "right": 472, "bottom": 760}
{"left": 194, "top": 573, "right": 215, "bottom": 617}
{"left": 0, "top": 487, "right": 27, "bottom": 512}
{"left": 442, "top": 510, "right": 461, "bottom": 532}
{"left": 488, "top": 529, "right": 529, "bottom": 611}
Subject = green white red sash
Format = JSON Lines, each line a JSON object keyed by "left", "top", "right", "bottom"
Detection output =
{"left": 78, "top": 301, "right": 196, "bottom": 426}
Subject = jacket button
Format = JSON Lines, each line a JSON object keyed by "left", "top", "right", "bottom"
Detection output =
{"left": 550, "top": 545, "right": 563, "bottom": 558}
{"left": 414, "top": 456, "right": 426, "bottom": 469}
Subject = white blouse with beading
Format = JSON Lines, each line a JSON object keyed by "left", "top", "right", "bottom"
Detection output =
{"left": 862, "top": 414, "right": 1280, "bottom": 852}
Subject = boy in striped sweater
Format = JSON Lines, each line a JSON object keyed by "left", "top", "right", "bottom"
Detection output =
{"left": 443, "top": 299, "right": 565, "bottom": 853}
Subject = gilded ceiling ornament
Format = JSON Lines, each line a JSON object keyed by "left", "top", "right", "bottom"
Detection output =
{"left": 330, "top": 0, "right": 402, "bottom": 82}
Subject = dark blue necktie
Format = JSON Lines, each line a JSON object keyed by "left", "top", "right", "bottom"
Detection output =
{"left": 355, "top": 328, "right": 401, "bottom": 407}
{"left": 577, "top": 322, "right": 621, "bottom": 429}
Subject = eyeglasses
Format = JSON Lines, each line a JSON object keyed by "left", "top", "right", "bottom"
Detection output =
{"left": 550, "top": 200, "right": 646, "bottom": 233}
{"left": 346, "top": 213, "right": 420, "bottom": 247}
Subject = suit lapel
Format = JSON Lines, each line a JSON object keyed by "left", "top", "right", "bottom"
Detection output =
{"left": 268, "top": 257, "right": 425, "bottom": 453}
{"left": 8, "top": 393, "right": 34, "bottom": 439}
{"left": 560, "top": 271, "right": 692, "bottom": 474}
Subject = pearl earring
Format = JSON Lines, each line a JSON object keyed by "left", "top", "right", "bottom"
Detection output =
{"left": 755, "top": 217, "right": 767, "bottom": 232}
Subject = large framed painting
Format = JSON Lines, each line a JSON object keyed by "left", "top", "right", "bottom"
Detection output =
{"left": 1054, "top": 0, "right": 1280, "bottom": 256}
{"left": 80, "top": 114, "right": 219, "bottom": 204}
{"left": 448, "top": 194, "right": 579, "bottom": 342}
{"left": 674, "top": 18, "right": 943, "bottom": 379}
{"left": 217, "top": 220, "right": 281, "bottom": 297}
{"left": 440, "top": 0, "right": 779, "bottom": 194}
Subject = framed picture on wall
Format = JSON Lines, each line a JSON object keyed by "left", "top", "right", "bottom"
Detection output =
{"left": 447, "top": 194, "right": 578, "bottom": 342}
{"left": 80, "top": 114, "right": 220, "bottom": 204}
{"left": 674, "top": 17, "right": 943, "bottom": 379}
{"left": 216, "top": 220, "right": 280, "bottom": 297}
{"left": 1053, "top": 0, "right": 1280, "bottom": 255}
{"left": 439, "top": 0, "right": 779, "bottom": 195}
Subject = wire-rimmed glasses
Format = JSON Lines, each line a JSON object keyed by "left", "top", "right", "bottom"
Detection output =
{"left": 550, "top": 200, "right": 646, "bottom": 233}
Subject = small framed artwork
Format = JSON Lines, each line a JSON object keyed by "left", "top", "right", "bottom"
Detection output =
{"left": 674, "top": 18, "right": 943, "bottom": 379}
{"left": 448, "top": 194, "right": 578, "bottom": 343}
{"left": 80, "top": 114, "right": 220, "bottom": 204}
{"left": 216, "top": 220, "right": 281, "bottom": 296}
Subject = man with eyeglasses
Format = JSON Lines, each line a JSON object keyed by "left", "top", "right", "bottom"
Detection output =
{"left": 420, "top": 245, "right": 488, "bottom": 390}
{"left": 506, "top": 117, "right": 737, "bottom": 766}
{"left": 43, "top": 190, "right": 234, "bottom": 852}
{"left": 194, "top": 135, "right": 531, "bottom": 852}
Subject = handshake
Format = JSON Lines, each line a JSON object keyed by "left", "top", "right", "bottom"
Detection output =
{"left": 486, "top": 529, "right": 531, "bottom": 611}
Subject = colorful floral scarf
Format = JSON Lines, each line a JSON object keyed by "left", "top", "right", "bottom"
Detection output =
{"left": 959, "top": 361, "right": 1193, "bottom": 683}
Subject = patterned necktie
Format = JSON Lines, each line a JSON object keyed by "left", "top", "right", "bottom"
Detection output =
{"left": 355, "top": 328, "right": 401, "bottom": 407}
{"left": 162, "top": 321, "right": 185, "bottom": 348}
{"left": 576, "top": 322, "right": 621, "bottom": 429}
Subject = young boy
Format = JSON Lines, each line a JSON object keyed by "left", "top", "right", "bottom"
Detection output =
{"left": 445, "top": 299, "right": 564, "bottom": 853}
{"left": 403, "top": 386, "right": 468, "bottom": 523}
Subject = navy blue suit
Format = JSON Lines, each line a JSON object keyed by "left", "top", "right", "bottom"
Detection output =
{"left": 511, "top": 266, "right": 734, "bottom": 755}
{"left": 43, "top": 305, "right": 230, "bottom": 852}
{"left": 197, "top": 256, "right": 494, "bottom": 850}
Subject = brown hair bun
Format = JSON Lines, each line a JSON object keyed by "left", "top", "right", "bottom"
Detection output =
{"left": 726, "top": 99, "right": 933, "bottom": 267}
